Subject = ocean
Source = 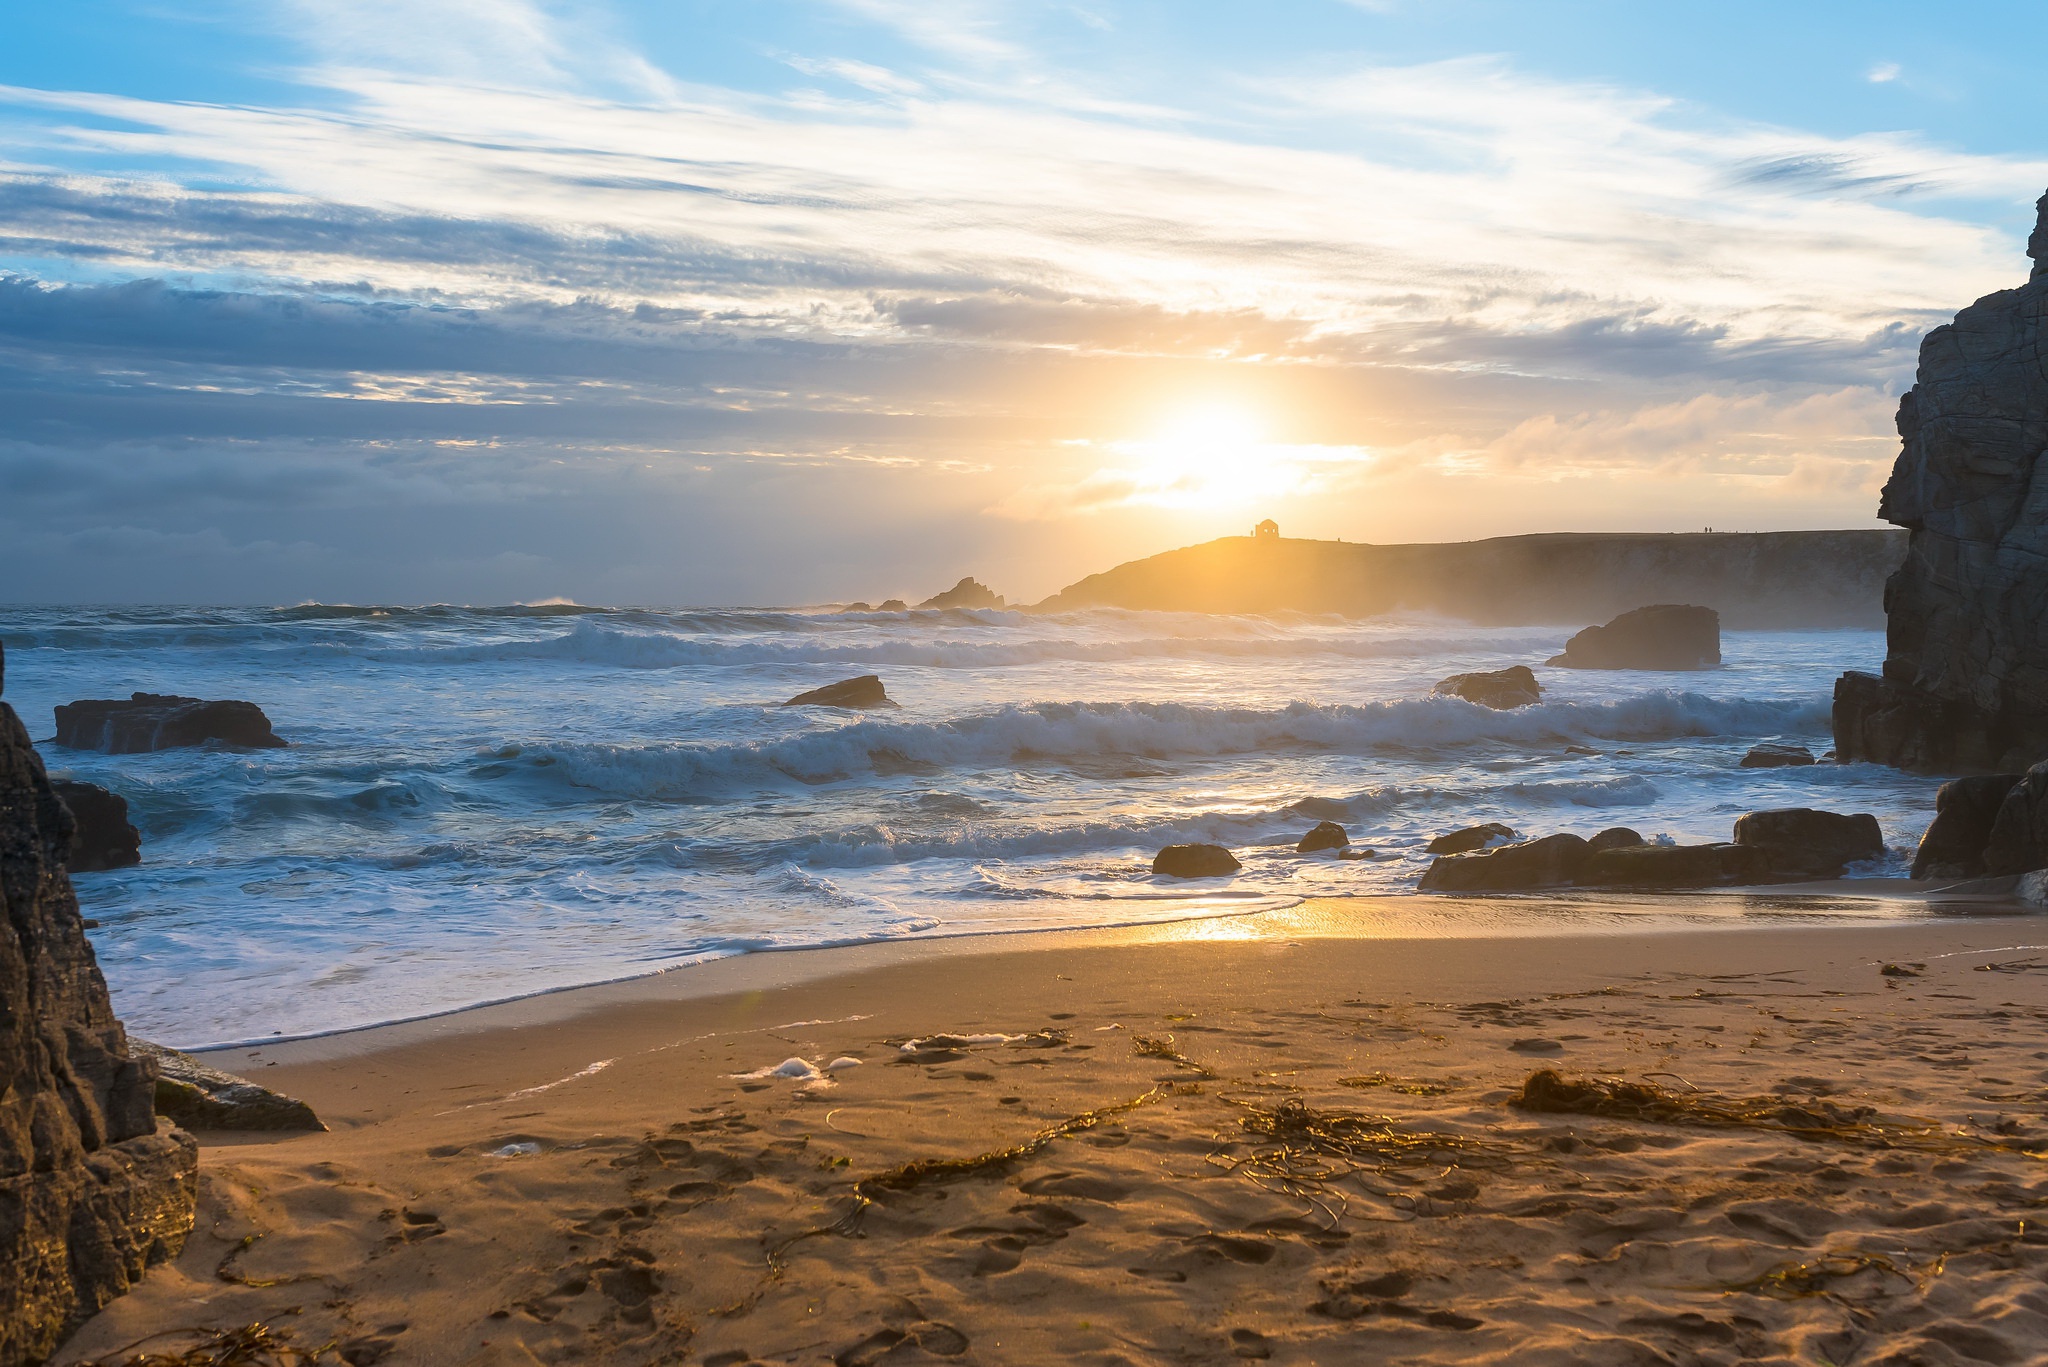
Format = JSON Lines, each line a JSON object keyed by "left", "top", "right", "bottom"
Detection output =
{"left": 1, "top": 604, "right": 1936, "bottom": 1047}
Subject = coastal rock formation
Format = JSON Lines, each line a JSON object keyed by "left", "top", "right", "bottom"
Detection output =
{"left": 919, "top": 578, "right": 1005, "bottom": 610}
{"left": 54, "top": 693, "right": 286, "bottom": 753}
{"left": 1731, "top": 808, "right": 1885, "bottom": 879}
{"left": 1835, "top": 194, "right": 2048, "bottom": 771}
{"left": 1981, "top": 762, "right": 2048, "bottom": 876}
{"left": 1295, "top": 821, "right": 1349, "bottom": 854}
{"left": 1151, "top": 844, "right": 1240, "bottom": 878}
{"left": 48, "top": 781, "right": 141, "bottom": 873}
{"left": 1740, "top": 744, "right": 1815, "bottom": 769}
{"left": 1547, "top": 605, "right": 1720, "bottom": 671}
{"left": 1579, "top": 842, "right": 1766, "bottom": 888}
{"left": 1911, "top": 774, "right": 2022, "bottom": 878}
{"left": 1432, "top": 666, "right": 1541, "bottom": 709}
{"left": 782, "top": 675, "right": 899, "bottom": 709}
{"left": 1036, "top": 530, "right": 1902, "bottom": 627}
{"left": 128, "top": 1041, "right": 324, "bottom": 1132}
{"left": 878, "top": 599, "right": 908, "bottom": 611}
{"left": 1417, "top": 832, "right": 1590, "bottom": 891}
{"left": 1425, "top": 823, "right": 1515, "bottom": 856}
{"left": 1586, "top": 827, "right": 1646, "bottom": 852}
{"left": 1, "top": 661, "right": 198, "bottom": 1364}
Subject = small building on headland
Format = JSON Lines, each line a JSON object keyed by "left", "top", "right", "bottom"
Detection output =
{"left": 1253, "top": 519, "right": 1279, "bottom": 541}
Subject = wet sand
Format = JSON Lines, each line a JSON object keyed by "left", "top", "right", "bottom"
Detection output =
{"left": 56, "top": 895, "right": 2048, "bottom": 1366}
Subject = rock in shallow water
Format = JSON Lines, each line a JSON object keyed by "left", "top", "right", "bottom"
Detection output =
{"left": 1426, "top": 822, "right": 1516, "bottom": 856}
{"left": 0, "top": 690, "right": 197, "bottom": 1364}
{"left": 1417, "top": 833, "right": 1590, "bottom": 891}
{"left": 1981, "top": 762, "right": 2048, "bottom": 876}
{"left": 1152, "top": 844, "right": 1241, "bottom": 878}
{"left": 1432, "top": 666, "right": 1541, "bottom": 709}
{"left": 53, "top": 693, "right": 286, "bottom": 752}
{"left": 49, "top": 779, "right": 141, "bottom": 872}
{"left": 1548, "top": 605, "right": 1720, "bottom": 671}
{"left": 782, "top": 674, "right": 899, "bottom": 709}
{"left": 1578, "top": 842, "right": 1766, "bottom": 888}
{"left": 1911, "top": 773, "right": 2022, "bottom": 878}
{"left": 1741, "top": 743, "right": 1816, "bottom": 769}
{"left": 1295, "top": 821, "right": 1349, "bottom": 854}
{"left": 1731, "top": 808, "right": 1885, "bottom": 879}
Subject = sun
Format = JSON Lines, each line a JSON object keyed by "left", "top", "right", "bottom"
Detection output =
{"left": 1116, "top": 404, "right": 1292, "bottom": 510}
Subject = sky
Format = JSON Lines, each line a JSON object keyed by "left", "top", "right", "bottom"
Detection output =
{"left": 3, "top": 1, "right": 2047, "bottom": 606}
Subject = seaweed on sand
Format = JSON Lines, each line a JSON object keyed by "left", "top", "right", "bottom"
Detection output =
{"left": 1724, "top": 1250, "right": 1945, "bottom": 1301}
{"left": 1215, "top": 1097, "right": 1516, "bottom": 1223}
{"left": 73, "top": 1324, "right": 334, "bottom": 1367}
{"left": 1131, "top": 1033, "right": 1215, "bottom": 1078}
{"left": 1513, "top": 1070, "right": 2046, "bottom": 1157}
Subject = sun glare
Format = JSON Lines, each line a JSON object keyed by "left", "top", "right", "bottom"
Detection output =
{"left": 1112, "top": 404, "right": 1301, "bottom": 512}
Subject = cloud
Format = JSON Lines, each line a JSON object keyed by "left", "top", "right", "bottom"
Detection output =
{"left": 1869, "top": 62, "right": 1903, "bottom": 84}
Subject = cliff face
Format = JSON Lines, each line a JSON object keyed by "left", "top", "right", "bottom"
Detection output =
{"left": 0, "top": 648, "right": 197, "bottom": 1366}
{"left": 1037, "top": 530, "right": 1904, "bottom": 629}
{"left": 1834, "top": 192, "right": 2048, "bottom": 772}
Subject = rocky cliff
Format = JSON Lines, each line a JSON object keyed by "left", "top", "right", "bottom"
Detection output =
{"left": 1037, "top": 530, "right": 1904, "bottom": 628}
{"left": 1834, "top": 191, "right": 2048, "bottom": 772}
{"left": 0, "top": 645, "right": 197, "bottom": 1366}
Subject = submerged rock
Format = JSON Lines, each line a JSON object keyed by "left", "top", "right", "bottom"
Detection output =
{"left": 1548, "top": 605, "right": 1720, "bottom": 671}
{"left": 1296, "top": 821, "right": 1349, "bottom": 854}
{"left": 1152, "top": 844, "right": 1241, "bottom": 878}
{"left": 0, "top": 672, "right": 197, "bottom": 1362}
{"left": 1433, "top": 666, "right": 1541, "bottom": 710}
{"left": 1911, "top": 773, "right": 2022, "bottom": 878}
{"left": 1579, "top": 842, "right": 1767, "bottom": 888}
{"left": 1425, "top": 822, "right": 1516, "bottom": 856}
{"left": 782, "top": 675, "right": 900, "bottom": 709}
{"left": 1981, "top": 762, "right": 2048, "bottom": 875}
{"left": 1731, "top": 808, "right": 1886, "bottom": 879}
{"left": 128, "top": 1041, "right": 325, "bottom": 1132}
{"left": 918, "top": 577, "right": 1005, "bottom": 610}
{"left": 50, "top": 779, "right": 141, "bottom": 872}
{"left": 1418, "top": 833, "right": 1590, "bottom": 891}
{"left": 1835, "top": 192, "right": 2048, "bottom": 771}
{"left": 1741, "top": 743, "right": 1816, "bottom": 769}
{"left": 54, "top": 693, "right": 287, "bottom": 753}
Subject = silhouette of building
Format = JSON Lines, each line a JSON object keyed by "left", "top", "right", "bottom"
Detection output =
{"left": 1253, "top": 519, "right": 1279, "bottom": 540}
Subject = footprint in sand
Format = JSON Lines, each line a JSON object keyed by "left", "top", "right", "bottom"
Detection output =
{"left": 1509, "top": 1037, "right": 1564, "bottom": 1054}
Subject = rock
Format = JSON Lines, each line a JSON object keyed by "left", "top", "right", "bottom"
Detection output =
{"left": 127, "top": 1041, "right": 324, "bottom": 1132}
{"left": 49, "top": 780, "right": 141, "bottom": 873}
{"left": 1741, "top": 743, "right": 1816, "bottom": 768}
{"left": 53, "top": 693, "right": 287, "bottom": 753}
{"left": 1151, "top": 844, "right": 1241, "bottom": 878}
{"left": 878, "top": 599, "right": 908, "bottom": 611}
{"left": 1548, "top": 605, "right": 1720, "bottom": 671}
{"left": 1418, "top": 833, "right": 1590, "bottom": 891}
{"left": 782, "top": 675, "right": 900, "bottom": 709}
{"left": 1835, "top": 193, "right": 2048, "bottom": 772}
{"left": 842, "top": 601, "right": 874, "bottom": 613}
{"left": 1579, "top": 842, "right": 1768, "bottom": 888}
{"left": 1981, "top": 762, "right": 2048, "bottom": 875}
{"left": 1426, "top": 822, "right": 1516, "bottom": 855}
{"left": 1296, "top": 821, "right": 1349, "bottom": 854}
{"left": 918, "top": 577, "right": 1005, "bottom": 610}
{"left": 1910, "top": 773, "right": 2022, "bottom": 878}
{"left": 1336, "top": 848, "right": 1377, "bottom": 861}
{"left": 0, "top": 688, "right": 197, "bottom": 1363}
{"left": 1731, "top": 808, "right": 1886, "bottom": 879}
{"left": 1433, "top": 666, "right": 1541, "bottom": 709}
{"left": 1586, "top": 827, "right": 1646, "bottom": 852}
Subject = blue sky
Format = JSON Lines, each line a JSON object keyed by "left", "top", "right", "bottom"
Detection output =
{"left": 3, "top": 0, "right": 2046, "bottom": 604}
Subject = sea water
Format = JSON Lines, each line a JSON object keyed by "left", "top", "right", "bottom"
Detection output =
{"left": 0, "top": 604, "right": 1934, "bottom": 1046}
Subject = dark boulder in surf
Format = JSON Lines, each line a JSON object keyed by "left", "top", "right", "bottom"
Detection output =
{"left": 919, "top": 577, "right": 1005, "bottom": 610}
{"left": 1548, "top": 605, "right": 1720, "bottom": 671}
{"left": 1417, "top": 833, "right": 1590, "bottom": 891}
{"left": 1579, "top": 842, "right": 1767, "bottom": 888}
{"left": 1741, "top": 743, "right": 1816, "bottom": 768}
{"left": 54, "top": 694, "right": 287, "bottom": 753}
{"left": 1152, "top": 843, "right": 1241, "bottom": 878}
{"left": 1586, "top": 826, "right": 1646, "bottom": 852}
{"left": 50, "top": 779, "right": 141, "bottom": 872}
{"left": 1981, "top": 762, "right": 2048, "bottom": 875}
{"left": 128, "top": 1041, "right": 324, "bottom": 1133}
{"left": 1296, "top": 821, "right": 1349, "bottom": 854}
{"left": 1911, "top": 773, "right": 2022, "bottom": 878}
{"left": 1731, "top": 807, "right": 1885, "bottom": 878}
{"left": 878, "top": 599, "right": 908, "bottom": 611}
{"left": 1433, "top": 666, "right": 1541, "bottom": 710}
{"left": 782, "top": 675, "right": 900, "bottom": 709}
{"left": 1426, "top": 822, "right": 1516, "bottom": 856}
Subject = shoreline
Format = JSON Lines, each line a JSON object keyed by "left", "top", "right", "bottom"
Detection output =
{"left": 64, "top": 896, "right": 2048, "bottom": 1364}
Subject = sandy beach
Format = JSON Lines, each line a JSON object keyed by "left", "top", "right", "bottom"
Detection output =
{"left": 50, "top": 894, "right": 2048, "bottom": 1367}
